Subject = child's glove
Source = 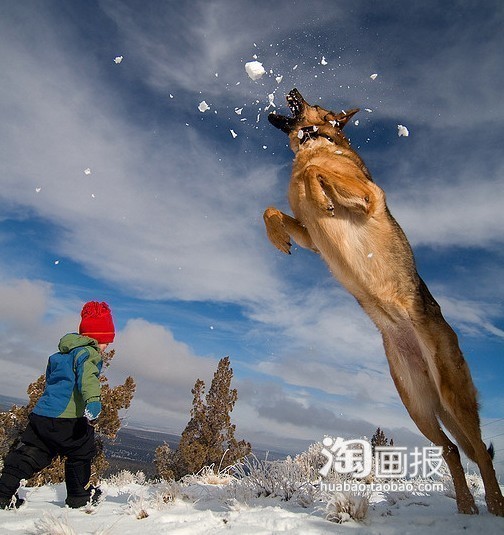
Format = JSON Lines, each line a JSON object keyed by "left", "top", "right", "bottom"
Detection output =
{"left": 84, "top": 400, "right": 102, "bottom": 422}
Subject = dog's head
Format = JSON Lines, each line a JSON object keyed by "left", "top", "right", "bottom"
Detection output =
{"left": 268, "top": 88, "right": 359, "bottom": 153}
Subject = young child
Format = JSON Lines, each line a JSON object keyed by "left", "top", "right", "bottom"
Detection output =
{"left": 0, "top": 301, "right": 115, "bottom": 509}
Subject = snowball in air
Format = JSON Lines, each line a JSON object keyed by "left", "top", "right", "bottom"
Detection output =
{"left": 265, "top": 93, "right": 276, "bottom": 110}
{"left": 321, "top": 56, "right": 328, "bottom": 65}
{"left": 397, "top": 124, "right": 410, "bottom": 137}
{"left": 230, "top": 129, "right": 238, "bottom": 138}
{"left": 198, "top": 100, "right": 210, "bottom": 112}
{"left": 114, "top": 56, "right": 123, "bottom": 64}
{"left": 370, "top": 73, "right": 378, "bottom": 80}
{"left": 245, "top": 61, "right": 266, "bottom": 81}
{"left": 84, "top": 168, "right": 91, "bottom": 175}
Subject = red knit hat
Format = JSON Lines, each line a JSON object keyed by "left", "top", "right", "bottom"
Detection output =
{"left": 79, "top": 301, "right": 115, "bottom": 344}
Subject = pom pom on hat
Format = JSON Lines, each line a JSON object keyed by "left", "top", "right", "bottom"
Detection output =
{"left": 79, "top": 301, "right": 115, "bottom": 344}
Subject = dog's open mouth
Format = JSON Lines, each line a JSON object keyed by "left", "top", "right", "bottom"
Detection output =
{"left": 268, "top": 88, "right": 306, "bottom": 133}
{"left": 286, "top": 88, "right": 305, "bottom": 118}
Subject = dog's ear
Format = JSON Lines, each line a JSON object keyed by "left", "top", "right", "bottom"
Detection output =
{"left": 329, "top": 108, "right": 359, "bottom": 128}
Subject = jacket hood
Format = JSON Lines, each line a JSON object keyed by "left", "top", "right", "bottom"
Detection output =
{"left": 58, "top": 333, "right": 100, "bottom": 354}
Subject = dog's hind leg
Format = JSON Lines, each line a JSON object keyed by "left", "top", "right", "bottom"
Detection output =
{"left": 430, "top": 329, "right": 504, "bottom": 516}
{"left": 415, "top": 297, "right": 504, "bottom": 516}
{"left": 263, "top": 207, "right": 319, "bottom": 254}
{"left": 381, "top": 325, "right": 479, "bottom": 515}
{"left": 439, "top": 407, "right": 504, "bottom": 516}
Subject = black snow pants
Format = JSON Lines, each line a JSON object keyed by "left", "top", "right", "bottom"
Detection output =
{"left": 0, "top": 413, "right": 96, "bottom": 506}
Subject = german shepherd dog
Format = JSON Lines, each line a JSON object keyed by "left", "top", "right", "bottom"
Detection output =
{"left": 263, "top": 88, "right": 504, "bottom": 516}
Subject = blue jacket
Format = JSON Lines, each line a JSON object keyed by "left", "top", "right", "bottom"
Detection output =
{"left": 33, "top": 333, "right": 103, "bottom": 418}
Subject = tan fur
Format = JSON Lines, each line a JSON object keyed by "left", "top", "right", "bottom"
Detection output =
{"left": 264, "top": 89, "right": 503, "bottom": 516}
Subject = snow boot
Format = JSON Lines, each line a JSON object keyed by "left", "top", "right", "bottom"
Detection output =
{"left": 0, "top": 494, "right": 25, "bottom": 510}
{"left": 65, "top": 459, "right": 99, "bottom": 508}
{"left": 66, "top": 486, "right": 102, "bottom": 509}
{"left": 0, "top": 443, "right": 51, "bottom": 506}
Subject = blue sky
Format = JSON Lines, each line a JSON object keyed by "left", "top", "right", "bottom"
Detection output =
{"left": 1, "top": 0, "right": 503, "bottom": 473}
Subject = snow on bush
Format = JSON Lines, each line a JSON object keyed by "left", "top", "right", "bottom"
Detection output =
{"left": 106, "top": 469, "right": 146, "bottom": 488}
{"left": 231, "top": 454, "right": 314, "bottom": 502}
{"left": 322, "top": 490, "right": 370, "bottom": 524}
{"left": 33, "top": 512, "right": 93, "bottom": 535}
{"left": 152, "top": 480, "right": 183, "bottom": 507}
{"left": 124, "top": 494, "right": 150, "bottom": 520}
{"left": 292, "top": 441, "right": 326, "bottom": 481}
{"left": 182, "top": 463, "right": 234, "bottom": 486}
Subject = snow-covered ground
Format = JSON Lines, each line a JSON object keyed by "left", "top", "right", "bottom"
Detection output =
{"left": 1, "top": 471, "right": 503, "bottom": 534}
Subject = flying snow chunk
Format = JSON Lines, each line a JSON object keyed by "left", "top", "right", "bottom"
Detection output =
{"left": 230, "top": 129, "right": 238, "bottom": 138}
{"left": 198, "top": 101, "right": 210, "bottom": 112}
{"left": 114, "top": 56, "right": 123, "bottom": 64}
{"left": 35, "top": 187, "right": 41, "bottom": 193}
{"left": 84, "top": 168, "right": 91, "bottom": 175}
{"left": 321, "top": 56, "right": 328, "bottom": 65}
{"left": 234, "top": 107, "right": 243, "bottom": 115}
{"left": 275, "top": 75, "right": 283, "bottom": 84}
{"left": 370, "top": 73, "right": 378, "bottom": 80}
{"left": 397, "top": 124, "right": 410, "bottom": 137}
{"left": 245, "top": 61, "right": 266, "bottom": 81}
{"left": 265, "top": 93, "right": 276, "bottom": 110}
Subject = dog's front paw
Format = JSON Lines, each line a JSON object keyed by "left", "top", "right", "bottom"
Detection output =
{"left": 263, "top": 207, "right": 292, "bottom": 254}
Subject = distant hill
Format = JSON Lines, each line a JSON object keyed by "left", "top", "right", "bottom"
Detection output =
{"left": 0, "top": 394, "right": 27, "bottom": 411}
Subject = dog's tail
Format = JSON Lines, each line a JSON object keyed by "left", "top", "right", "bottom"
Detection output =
{"left": 488, "top": 443, "right": 495, "bottom": 460}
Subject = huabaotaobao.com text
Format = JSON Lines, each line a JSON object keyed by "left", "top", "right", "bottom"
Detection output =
{"left": 320, "top": 481, "right": 445, "bottom": 493}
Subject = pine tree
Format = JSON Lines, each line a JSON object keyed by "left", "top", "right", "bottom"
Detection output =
{"left": 0, "top": 348, "right": 135, "bottom": 485}
{"left": 154, "top": 443, "right": 176, "bottom": 481}
{"left": 203, "top": 357, "right": 250, "bottom": 468}
{"left": 179, "top": 379, "right": 208, "bottom": 474}
{"left": 371, "top": 427, "right": 393, "bottom": 453}
{"left": 156, "top": 356, "right": 251, "bottom": 480}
